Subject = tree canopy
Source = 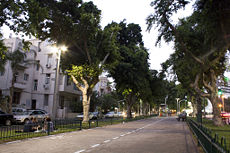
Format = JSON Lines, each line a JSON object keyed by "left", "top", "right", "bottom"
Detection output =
{"left": 147, "top": 0, "right": 230, "bottom": 125}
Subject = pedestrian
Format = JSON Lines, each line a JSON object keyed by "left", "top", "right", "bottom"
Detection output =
{"left": 43, "top": 117, "right": 54, "bottom": 132}
{"left": 23, "top": 117, "right": 34, "bottom": 132}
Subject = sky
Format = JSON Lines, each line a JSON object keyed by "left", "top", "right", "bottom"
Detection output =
{"left": 84, "top": 0, "right": 194, "bottom": 71}
{"left": 1, "top": 0, "right": 193, "bottom": 71}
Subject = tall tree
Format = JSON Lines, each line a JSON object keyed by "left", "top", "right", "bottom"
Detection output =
{"left": 12, "top": 0, "right": 120, "bottom": 122}
{"left": 147, "top": 0, "right": 230, "bottom": 126}
{"left": 7, "top": 50, "right": 26, "bottom": 113}
{"left": 109, "top": 21, "right": 151, "bottom": 118}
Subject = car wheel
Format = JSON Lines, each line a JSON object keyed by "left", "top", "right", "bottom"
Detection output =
{"left": 24, "top": 119, "right": 30, "bottom": 124}
{"left": 5, "top": 119, "right": 12, "bottom": 126}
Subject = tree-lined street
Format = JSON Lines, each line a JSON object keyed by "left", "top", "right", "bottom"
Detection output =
{"left": 0, "top": 117, "right": 198, "bottom": 153}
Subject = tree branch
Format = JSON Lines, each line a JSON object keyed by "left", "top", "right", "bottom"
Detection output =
{"left": 84, "top": 39, "right": 92, "bottom": 64}
{"left": 202, "top": 73, "right": 213, "bottom": 91}
{"left": 71, "top": 75, "right": 84, "bottom": 91}
{"left": 81, "top": 76, "right": 89, "bottom": 90}
{"left": 73, "top": 42, "right": 85, "bottom": 56}
{"left": 163, "top": 15, "right": 204, "bottom": 64}
{"left": 100, "top": 53, "right": 110, "bottom": 67}
{"left": 190, "top": 73, "right": 211, "bottom": 98}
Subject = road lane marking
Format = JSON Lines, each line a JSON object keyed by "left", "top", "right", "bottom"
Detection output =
{"left": 113, "top": 137, "right": 119, "bottom": 140}
{"left": 126, "top": 132, "right": 131, "bottom": 134}
{"left": 5, "top": 140, "right": 21, "bottom": 144}
{"left": 91, "top": 144, "right": 100, "bottom": 148}
{"left": 120, "top": 134, "right": 125, "bottom": 136}
{"left": 104, "top": 140, "right": 111, "bottom": 143}
{"left": 74, "top": 149, "right": 85, "bottom": 153}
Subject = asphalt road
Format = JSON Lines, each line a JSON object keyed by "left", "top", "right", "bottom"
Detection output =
{"left": 0, "top": 117, "right": 199, "bottom": 153}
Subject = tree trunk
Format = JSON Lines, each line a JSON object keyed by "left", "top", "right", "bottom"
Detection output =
{"left": 82, "top": 92, "right": 91, "bottom": 123}
{"left": 9, "top": 73, "right": 15, "bottom": 114}
{"left": 126, "top": 94, "right": 135, "bottom": 119}
{"left": 210, "top": 93, "right": 223, "bottom": 126}
{"left": 196, "top": 96, "right": 202, "bottom": 123}
{"left": 191, "top": 97, "right": 197, "bottom": 117}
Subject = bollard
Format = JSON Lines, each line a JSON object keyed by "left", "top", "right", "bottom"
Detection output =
{"left": 47, "top": 122, "right": 51, "bottom": 135}
{"left": 80, "top": 120, "right": 82, "bottom": 130}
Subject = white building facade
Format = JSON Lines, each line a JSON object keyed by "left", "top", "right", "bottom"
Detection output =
{"left": 0, "top": 38, "right": 81, "bottom": 118}
{"left": 93, "top": 76, "right": 112, "bottom": 96}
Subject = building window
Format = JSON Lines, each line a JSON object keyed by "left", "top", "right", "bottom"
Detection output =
{"left": 73, "top": 84, "right": 78, "bottom": 90}
{"left": 24, "top": 73, "right": 29, "bottom": 81}
{"left": 66, "top": 75, "right": 71, "bottom": 86}
{"left": 45, "top": 74, "right": 50, "bottom": 84}
{"left": 0, "top": 71, "right": 4, "bottom": 76}
{"left": 44, "top": 94, "right": 49, "bottom": 106}
{"left": 36, "top": 60, "right": 40, "bottom": 71}
{"left": 47, "top": 54, "right": 52, "bottom": 64}
{"left": 59, "top": 96, "right": 64, "bottom": 109}
{"left": 14, "top": 72, "right": 19, "bottom": 82}
{"left": 33, "top": 80, "right": 38, "bottom": 91}
{"left": 38, "top": 42, "right": 41, "bottom": 52}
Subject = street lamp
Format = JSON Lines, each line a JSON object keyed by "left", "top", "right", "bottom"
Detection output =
{"left": 176, "top": 98, "right": 180, "bottom": 115}
{"left": 218, "top": 103, "right": 223, "bottom": 112}
{"left": 52, "top": 45, "right": 67, "bottom": 119}
{"left": 176, "top": 97, "right": 187, "bottom": 115}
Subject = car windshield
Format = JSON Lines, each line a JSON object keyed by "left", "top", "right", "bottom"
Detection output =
{"left": 19, "top": 111, "right": 33, "bottom": 115}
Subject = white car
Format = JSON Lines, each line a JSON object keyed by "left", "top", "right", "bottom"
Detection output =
{"left": 14, "top": 110, "right": 49, "bottom": 124}
{"left": 105, "top": 111, "right": 115, "bottom": 118}
{"left": 12, "top": 107, "right": 27, "bottom": 115}
{"left": 76, "top": 112, "right": 94, "bottom": 120}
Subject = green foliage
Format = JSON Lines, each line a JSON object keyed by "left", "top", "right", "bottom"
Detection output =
{"left": 98, "top": 93, "right": 118, "bottom": 113}
{"left": 67, "top": 65, "right": 102, "bottom": 84}
{"left": 0, "top": 39, "right": 7, "bottom": 72}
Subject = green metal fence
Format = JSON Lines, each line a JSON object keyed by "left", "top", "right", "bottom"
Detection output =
{"left": 187, "top": 119, "right": 229, "bottom": 153}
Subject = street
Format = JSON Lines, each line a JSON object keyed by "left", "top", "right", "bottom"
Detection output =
{"left": 0, "top": 117, "right": 198, "bottom": 153}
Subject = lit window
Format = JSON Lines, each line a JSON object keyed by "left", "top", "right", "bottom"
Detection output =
{"left": 45, "top": 74, "right": 50, "bottom": 84}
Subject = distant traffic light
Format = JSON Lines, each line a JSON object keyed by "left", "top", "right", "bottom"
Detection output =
{"left": 218, "top": 89, "right": 222, "bottom": 95}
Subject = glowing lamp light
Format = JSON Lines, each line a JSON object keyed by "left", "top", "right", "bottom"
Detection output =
{"left": 218, "top": 104, "right": 222, "bottom": 108}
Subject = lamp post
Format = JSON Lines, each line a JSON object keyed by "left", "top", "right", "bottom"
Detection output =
{"left": 222, "top": 95, "right": 225, "bottom": 112}
{"left": 176, "top": 98, "right": 187, "bottom": 115}
{"left": 52, "top": 46, "right": 67, "bottom": 119}
{"left": 176, "top": 98, "right": 180, "bottom": 115}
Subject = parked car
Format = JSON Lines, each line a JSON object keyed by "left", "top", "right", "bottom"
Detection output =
{"left": 105, "top": 111, "right": 124, "bottom": 118}
{"left": 12, "top": 107, "right": 27, "bottom": 115}
{"left": 105, "top": 111, "right": 115, "bottom": 118}
{"left": 14, "top": 109, "right": 49, "bottom": 124}
{"left": 0, "top": 110, "right": 14, "bottom": 126}
{"left": 76, "top": 112, "right": 94, "bottom": 120}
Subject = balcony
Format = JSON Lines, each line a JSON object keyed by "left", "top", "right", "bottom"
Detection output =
{"left": 14, "top": 81, "right": 27, "bottom": 89}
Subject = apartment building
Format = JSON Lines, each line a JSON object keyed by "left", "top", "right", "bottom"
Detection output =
{"left": 93, "top": 76, "right": 112, "bottom": 96}
{"left": 0, "top": 38, "right": 81, "bottom": 118}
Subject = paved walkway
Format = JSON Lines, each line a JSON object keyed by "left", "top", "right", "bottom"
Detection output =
{"left": 0, "top": 117, "right": 199, "bottom": 153}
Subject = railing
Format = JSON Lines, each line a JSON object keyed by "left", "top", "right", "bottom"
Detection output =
{"left": 0, "top": 114, "right": 157, "bottom": 143}
{"left": 187, "top": 119, "right": 229, "bottom": 153}
{"left": 0, "top": 119, "right": 82, "bottom": 143}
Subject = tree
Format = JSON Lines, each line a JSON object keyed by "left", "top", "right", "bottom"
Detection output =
{"left": 10, "top": 0, "right": 120, "bottom": 122}
{"left": 0, "top": 0, "right": 120, "bottom": 121}
{"left": 98, "top": 93, "right": 118, "bottom": 114}
{"left": 7, "top": 50, "right": 26, "bottom": 113}
{"left": 0, "top": 0, "right": 23, "bottom": 71}
{"left": 109, "top": 21, "right": 151, "bottom": 118}
{"left": 147, "top": 0, "right": 230, "bottom": 126}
